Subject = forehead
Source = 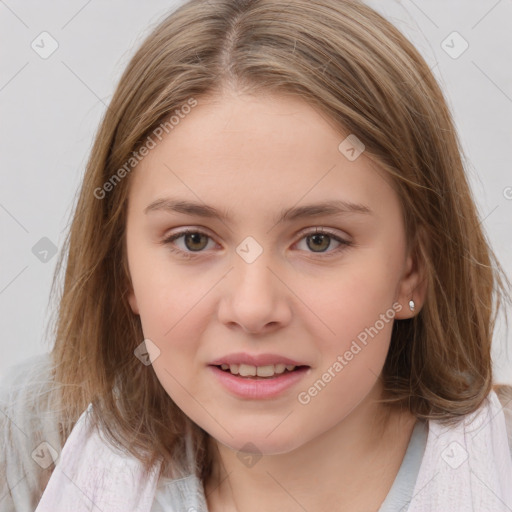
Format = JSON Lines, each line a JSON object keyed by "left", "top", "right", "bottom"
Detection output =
{"left": 128, "top": 92, "right": 400, "bottom": 222}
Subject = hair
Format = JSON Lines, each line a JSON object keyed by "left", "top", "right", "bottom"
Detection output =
{"left": 45, "top": 0, "right": 511, "bottom": 484}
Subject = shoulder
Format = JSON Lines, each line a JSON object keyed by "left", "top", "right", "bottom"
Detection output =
{"left": 0, "top": 353, "right": 63, "bottom": 511}
{"left": 411, "top": 387, "right": 512, "bottom": 510}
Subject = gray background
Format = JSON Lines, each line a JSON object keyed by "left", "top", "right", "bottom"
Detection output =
{"left": 1, "top": 0, "right": 511, "bottom": 382}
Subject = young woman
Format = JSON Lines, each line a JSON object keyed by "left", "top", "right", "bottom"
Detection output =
{"left": 1, "top": 1, "right": 511, "bottom": 511}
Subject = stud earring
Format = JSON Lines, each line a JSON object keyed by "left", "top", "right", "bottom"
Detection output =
{"left": 409, "top": 299, "right": 415, "bottom": 312}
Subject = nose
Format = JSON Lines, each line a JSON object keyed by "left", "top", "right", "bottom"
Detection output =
{"left": 217, "top": 250, "right": 292, "bottom": 335}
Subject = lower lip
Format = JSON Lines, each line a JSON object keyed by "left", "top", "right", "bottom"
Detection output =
{"left": 208, "top": 365, "right": 310, "bottom": 399}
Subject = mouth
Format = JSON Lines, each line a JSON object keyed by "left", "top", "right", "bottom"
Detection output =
{"left": 212, "top": 363, "right": 310, "bottom": 380}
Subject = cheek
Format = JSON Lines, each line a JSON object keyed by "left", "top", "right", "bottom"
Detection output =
{"left": 128, "top": 253, "right": 210, "bottom": 401}
{"left": 135, "top": 281, "right": 206, "bottom": 357}
{"left": 293, "top": 261, "right": 398, "bottom": 413}
{"left": 128, "top": 242, "right": 199, "bottom": 337}
{"left": 296, "top": 278, "right": 396, "bottom": 422}
{"left": 299, "top": 261, "right": 399, "bottom": 348}
{"left": 138, "top": 295, "right": 210, "bottom": 415}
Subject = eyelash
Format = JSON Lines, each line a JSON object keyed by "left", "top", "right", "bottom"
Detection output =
{"left": 161, "top": 228, "right": 352, "bottom": 260}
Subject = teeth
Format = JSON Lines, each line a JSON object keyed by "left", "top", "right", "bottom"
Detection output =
{"left": 274, "top": 364, "right": 286, "bottom": 374}
{"left": 256, "top": 365, "right": 275, "bottom": 377}
{"left": 221, "top": 363, "right": 297, "bottom": 377}
{"left": 238, "top": 364, "right": 256, "bottom": 377}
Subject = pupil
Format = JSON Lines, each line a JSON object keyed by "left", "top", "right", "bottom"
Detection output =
{"left": 185, "top": 233, "right": 207, "bottom": 251}
{"left": 308, "top": 234, "right": 330, "bottom": 252}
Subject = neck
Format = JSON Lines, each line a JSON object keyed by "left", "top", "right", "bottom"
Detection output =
{"left": 204, "top": 390, "right": 417, "bottom": 512}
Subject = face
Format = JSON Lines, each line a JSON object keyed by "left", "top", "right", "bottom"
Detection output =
{"left": 125, "top": 91, "right": 424, "bottom": 455}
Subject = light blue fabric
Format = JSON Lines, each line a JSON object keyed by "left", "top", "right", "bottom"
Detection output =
{"left": 151, "top": 420, "right": 428, "bottom": 512}
{"left": 377, "top": 420, "right": 428, "bottom": 512}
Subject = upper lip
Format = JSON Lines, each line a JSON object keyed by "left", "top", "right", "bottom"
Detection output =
{"left": 209, "top": 353, "right": 309, "bottom": 367}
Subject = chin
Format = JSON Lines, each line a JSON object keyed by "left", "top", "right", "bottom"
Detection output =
{"left": 211, "top": 428, "right": 306, "bottom": 456}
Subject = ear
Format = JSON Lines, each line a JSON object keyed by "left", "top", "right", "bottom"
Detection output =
{"left": 394, "top": 227, "right": 428, "bottom": 320}
{"left": 123, "top": 251, "right": 140, "bottom": 315}
{"left": 127, "top": 288, "right": 140, "bottom": 315}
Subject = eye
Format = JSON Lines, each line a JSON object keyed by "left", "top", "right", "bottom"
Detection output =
{"left": 162, "top": 229, "right": 216, "bottom": 257}
{"left": 161, "top": 228, "right": 352, "bottom": 259}
{"left": 294, "top": 228, "right": 352, "bottom": 256}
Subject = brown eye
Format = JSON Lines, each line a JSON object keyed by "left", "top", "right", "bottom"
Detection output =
{"left": 162, "top": 229, "right": 215, "bottom": 257}
{"left": 182, "top": 232, "right": 209, "bottom": 251}
{"left": 306, "top": 233, "right": 332, "bottom": 252}
{"left": 295, "top": 229, "right": 352, "bottom": 257}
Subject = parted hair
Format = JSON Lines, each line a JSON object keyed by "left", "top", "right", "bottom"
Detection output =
{"left": 46, "top": 0, "right": 511, "bottom": 483}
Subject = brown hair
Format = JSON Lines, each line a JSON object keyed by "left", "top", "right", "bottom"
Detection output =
{"left": 48, "top": 0, "right": 511, "bottom": 483}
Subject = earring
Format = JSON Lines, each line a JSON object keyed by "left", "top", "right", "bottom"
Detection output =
{"left": 409, "top": 299, "right": 415, "bottom": 312}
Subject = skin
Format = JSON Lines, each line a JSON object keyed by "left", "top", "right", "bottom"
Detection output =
{"left": 126, "top": 90, "right": 427, "bottom": 512}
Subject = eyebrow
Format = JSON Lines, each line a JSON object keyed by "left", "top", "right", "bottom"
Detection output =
{"left": 144, "top": 197, "right": 373, "bottom": 223}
